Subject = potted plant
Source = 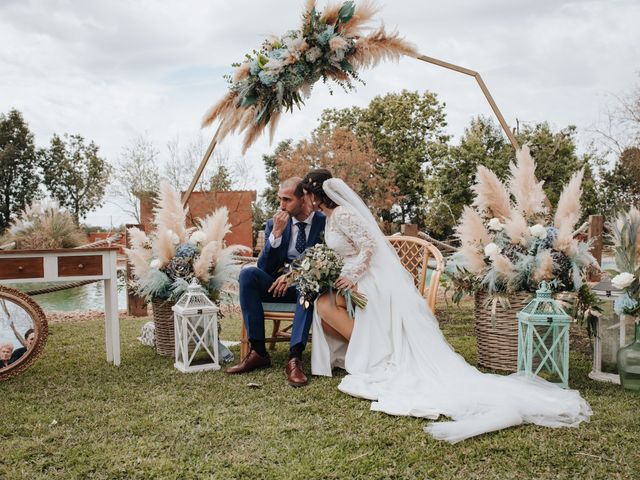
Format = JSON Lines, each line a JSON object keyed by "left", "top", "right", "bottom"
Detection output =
{"left": 446, "top": 146, "right": 597, "bottom": 371}
{"left": 608, "top": 207, "right": 640, "bottom": 389}
{"left": 125, "top": 182, "right": 249, "bottom": 356}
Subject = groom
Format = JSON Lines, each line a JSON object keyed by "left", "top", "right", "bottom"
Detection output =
{"left": 227, "top": 176, "right": 325, "bottom": 387}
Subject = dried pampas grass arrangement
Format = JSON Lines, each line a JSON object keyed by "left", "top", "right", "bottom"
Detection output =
{"left": 447, "top": 146, "right": 597, "bottom": 300}
{"left": 125, "top": 182, "right": 247, "bottom": 302}
{"left": 202, "top": 1, "right": 416, "bottom": 153}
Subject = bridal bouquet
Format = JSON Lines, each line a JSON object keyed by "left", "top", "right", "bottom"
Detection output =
{"left": 125, "top": 182, "right": 250, "bottom": 303}
{"left": 608, "top": 207, "right": 640, "bottom": 316}
{"left": 284, "top": 244, "right": 367, "bottom": 316}
{"left": 446, "top": 146, "right": 598, "bottom": 303}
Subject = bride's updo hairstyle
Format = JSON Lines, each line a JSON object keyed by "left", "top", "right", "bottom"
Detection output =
{"left": 300, "top": 168, "right": 339, "bottom": 209}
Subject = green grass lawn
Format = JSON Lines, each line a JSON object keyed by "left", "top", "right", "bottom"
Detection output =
{"left": 1, "top": 301, "right": 639, "bottom": 479}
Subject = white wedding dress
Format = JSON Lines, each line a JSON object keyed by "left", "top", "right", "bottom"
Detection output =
{"left": 311, "top": 179, "right": 592, "bottom": 443}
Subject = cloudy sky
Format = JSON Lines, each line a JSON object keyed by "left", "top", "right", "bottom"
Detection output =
{"left": 1, "top": 0, "right": 638, "bottom": 227}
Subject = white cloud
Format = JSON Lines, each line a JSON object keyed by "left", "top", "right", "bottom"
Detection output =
{"left": 1, "top": 0, "right": 638, "bottom": 227}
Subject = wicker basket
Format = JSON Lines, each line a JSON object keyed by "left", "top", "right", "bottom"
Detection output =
{"left": 152, "top": 298, "right": 176, "bottom": 357}
{"left": 474, "top": 291, "right": 532, "bottom": 372}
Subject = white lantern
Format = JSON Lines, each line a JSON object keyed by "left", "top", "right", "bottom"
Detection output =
{"left": 172, "top": 279, "right": 220, "bottom": 373}
{"left": 589, "top": 279, "right": 636, "bottom": 384}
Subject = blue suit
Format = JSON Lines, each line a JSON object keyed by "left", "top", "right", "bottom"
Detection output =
{"left": 239, "top": 212, "right": 326, "bottom": 350}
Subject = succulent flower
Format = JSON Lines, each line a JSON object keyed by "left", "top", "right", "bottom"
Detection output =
{"left": 484, "top": 243, "right": 501, "bottom": 258}
{"left": 612, "top": 272, "right": 635, "bottom": 290}
{"left": 488, "top": 218, "right": 504, "bottom": 232}
{"left": 189, "top": 231, "right": 206, "bottom": 245}
{"left": 529, "top": 224, "right": 547, "bottom": 240}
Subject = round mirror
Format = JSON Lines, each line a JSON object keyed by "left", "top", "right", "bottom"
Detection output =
{"left": 0, "top": 285, "right": 48, "bottom": 380}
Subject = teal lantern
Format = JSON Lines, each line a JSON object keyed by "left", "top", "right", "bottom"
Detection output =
{"left": 517, "top": 281, "right": 571, "bottom": 388}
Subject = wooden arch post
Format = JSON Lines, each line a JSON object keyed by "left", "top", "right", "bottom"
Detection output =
{"left": 182, "top": 52, "right": 519, "bottom": 206}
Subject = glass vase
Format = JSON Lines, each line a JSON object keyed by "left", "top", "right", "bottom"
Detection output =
{"left": 617, "top": 319, "right": 640, "bottom": 391}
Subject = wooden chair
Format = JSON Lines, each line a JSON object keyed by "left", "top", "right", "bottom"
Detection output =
{"left": 239, "top": 235, "right": 445, "bottom": 359}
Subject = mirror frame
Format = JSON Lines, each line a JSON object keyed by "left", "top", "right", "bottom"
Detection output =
{"left": 0, "top": 285, "right": 48, "bottom": 381}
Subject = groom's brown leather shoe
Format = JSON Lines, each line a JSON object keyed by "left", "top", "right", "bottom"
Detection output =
{"left": 285, "top": 358, "right": 308, "bottom": 387}
{"left": 226, "top": 351, "right": 271, "bottom": 374}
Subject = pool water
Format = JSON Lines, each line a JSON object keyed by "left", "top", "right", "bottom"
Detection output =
{"left": 9, "top": 279, "right": 128, "bottom": 312}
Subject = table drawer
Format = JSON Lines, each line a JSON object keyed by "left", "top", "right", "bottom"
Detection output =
{"left": 0, "top": 257, "right": 44, "bottom": 280}
{"left": 58, "top": 255, "right": 103, "bottom": 277}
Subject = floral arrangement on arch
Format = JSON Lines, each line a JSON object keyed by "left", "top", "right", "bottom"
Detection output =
{"left": 125, "top": 182, "right": 250, "bottom": 303}
{"left": 202, "top": 0, "right": 416, "bottom": 152}
{"left": 608, "top": 207, "right": 640, "bottom": 316}
{"left": 446, "top": 146, "right": 598, "bottom": 303}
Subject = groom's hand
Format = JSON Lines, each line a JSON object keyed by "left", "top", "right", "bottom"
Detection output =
{"left": 268, "top": 275, "right": 289, "bottom": 298}
{"left": 272, "top": 211, "right": 290, "bottom": 239}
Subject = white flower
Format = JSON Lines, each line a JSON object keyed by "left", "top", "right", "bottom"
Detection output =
{"left": 612, "top": 272, "right": 635, "bottom": 290}
{"left": 264, "top": 57, "right": 286, "bottom": 72}
{"left": 167, "top": 229, "right": 180, "bottom": 245}
{"left": 189, "top": 231, "right": 206, "bottom": 245}
{"left": 483, "top": 243, "right": 501, "bottom": 258}
{"left": 283, "top": 36, "right": 308, "bottom": 55}
{"left": 305, "top": 47, "right": 322, "bottom": 63}
{"left": 487, "top": 218, "right": 504, "bottom": 232}
{"left": 528, "top": 224, "right": 547, "bottom": 240}
{"left": 150, "top": 259, "right": 161, "bottom": 269}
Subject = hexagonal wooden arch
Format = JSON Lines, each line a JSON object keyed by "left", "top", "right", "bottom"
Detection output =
{"left": 183, "top": 51, "right": 519, "bottom": 206}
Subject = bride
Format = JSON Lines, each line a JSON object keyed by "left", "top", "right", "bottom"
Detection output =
{"left": 299, "top": 169, "right": 592, "bottom": 443}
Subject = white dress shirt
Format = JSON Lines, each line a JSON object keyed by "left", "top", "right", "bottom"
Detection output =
{"left": 269, "top": 212, "right": 315, "bottom": 260}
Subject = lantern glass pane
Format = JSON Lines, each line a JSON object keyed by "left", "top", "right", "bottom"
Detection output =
{"left": 597, "top": 300, "right": 635, "bottom": 374}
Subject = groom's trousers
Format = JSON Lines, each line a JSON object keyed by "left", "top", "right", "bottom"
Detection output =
{"left": 238, "top": 266, "right": 314, "bottom": 349}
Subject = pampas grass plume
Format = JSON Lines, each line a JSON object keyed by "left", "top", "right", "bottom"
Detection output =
{"left": 200, "top": 208, "right": 231, "bottom": 245}
{"left": 128, "top": 227, "right": 149, "bottom": 250}
{"left": 554, "top": 168, "right": 584, "bottom": 230}
{"left": 154, "top": 182, "right": 187, "bottom": 242}
{"left": 472, "top": 166, "right": 512, "bottom": 220}
{"left": 154, "top": 229, "right": 176, "bottom": 267}
{"left": 458, "top": 244, "right": 486, "bottom": 274}
{"left": 533, "top": 250, "right": 555, "bottom": 283}
{"left": 350, "top": 26, "right": 417, "bottom": 70}
{"left": 339, "top": 0, "right": 380, "bottom": 37}
{"left": 193, "top": 241, "right": 222, "bottom": 281}
{"left": 455, "top": 206, "right": 491, "bottom": 247}
{"left": 509, "top": 146, "right": 547, "bottom": 218}
{"left": 503, "top": 209, "right": 529, "bottom": 246}
{"left": 553, "top": 169, "right": 584, "bottom": 253}
{"left": 492, "top": 253, "right": 516, "bottom": 281}
{"left": 124, "top": 248, "right": 152, "bottom": 279}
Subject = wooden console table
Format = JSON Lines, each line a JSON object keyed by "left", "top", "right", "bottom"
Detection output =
{"left": 0, "top": 248, "right": 121, "bottom": 366}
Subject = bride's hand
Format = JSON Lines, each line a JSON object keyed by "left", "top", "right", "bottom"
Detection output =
{"left": 334, "top": 276, "right": 355, "bottom": 291}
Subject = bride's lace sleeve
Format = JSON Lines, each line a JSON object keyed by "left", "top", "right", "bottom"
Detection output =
{"left": 333, "top": 207, "right": 377, "bottom": 284}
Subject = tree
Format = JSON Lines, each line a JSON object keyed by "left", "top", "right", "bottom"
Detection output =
{"left": 209, "top": 164, "right": 233, "bottom": 191}
{"left": 596, "top": 147, "right": 640, "bottom": 217}
{"left": 110, "top": 134, "right": 161, "bottom": 224}
{"left": 594, "top": 78, "right": 640, "bottom": 156}
{"left": 262, "top": 139, "right": 293, "bottom": 213}
{"left": 424, "top": 117, "right": 513, "bottom": 237}
{"left": 316, "top": 90, "right": 450, "bottom": 226}
{"left": 274, "top": 128, "right": 398, "bottom": 229}
{"left": 41, "top": 134, "right": 110, "bottom": 223}
{"left": 164, "top": 134, "right": 212, "bottom": 192}
{"left": 516, "top": 123, "right": 593, "bottom": 207}
{"left": 0, "top": 109, "right": 41, "bottom": 233}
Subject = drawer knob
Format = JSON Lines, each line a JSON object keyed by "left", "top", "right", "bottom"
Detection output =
{"left": 78, "top": 263, "right": 84, "bottom": 269}
{"left": 18, "top": 265, "right": 24, "bottom": 271}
